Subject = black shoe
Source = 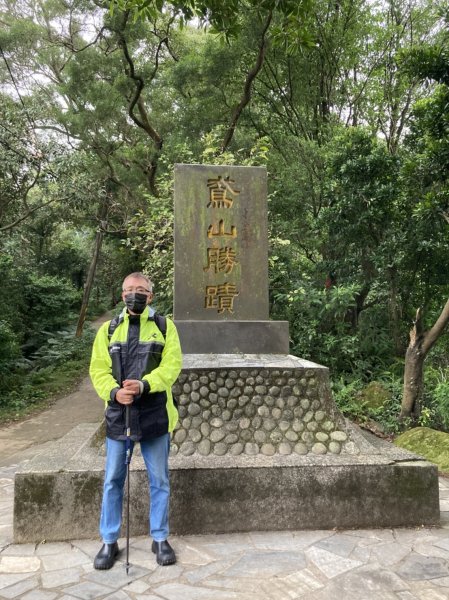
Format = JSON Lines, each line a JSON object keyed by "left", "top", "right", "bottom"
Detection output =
{"left": 152, "top": 540, "right": 176, "bottom": 566}
{"left": 94, "top": 542, "right": 119, "bottom": 570}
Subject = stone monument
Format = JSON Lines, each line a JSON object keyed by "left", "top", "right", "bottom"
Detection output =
{"left": 13, "top": 164, "right": 440, "bottom": 543}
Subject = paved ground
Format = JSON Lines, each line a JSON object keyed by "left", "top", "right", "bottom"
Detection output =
{"left": 1, "top": 324, "right": 449, "bottom": 599}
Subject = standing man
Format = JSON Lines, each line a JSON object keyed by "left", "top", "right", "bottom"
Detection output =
{"left": 90, "top": 272, "right": 182, "bottom": 569}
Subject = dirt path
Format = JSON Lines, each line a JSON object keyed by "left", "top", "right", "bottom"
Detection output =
{"left": 0, "top": 314, "right": 111, "bottom": 467}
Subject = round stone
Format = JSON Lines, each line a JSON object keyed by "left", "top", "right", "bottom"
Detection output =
{"left": 199, "top": 386, "right": 209, "bottom": 398}
{"left": 309, "top": 377, "right": 317, "bottom": 387}
{"left": 180, "top": 441, "right": 195, "bottom": 456}
{"left": 329, "top": 441, "right": 341, "bottom": 454}
{"left": 239, "top": 417, "right": 251, "bottom": 429}
{"left": 178, "top": 394, "right": 189, "bottom": 406}
{"left": 300, "top": 377, "right": 308, "bottom": 386}
{"left": 343, "top": 441, "right": 358, "bottom": 454}
{"left": 198, "top": 439, "right": 211, "bottom": 455}
{"left": 255, "top": 385, "right": 267, "bottom": 395}
{"left": 222, "top": 409, "right": 232, "bottom": 421}
{"left": 209, "top": 372, "right": 217, "bottom": 381}
{"left": 235, "top": 378, "right": 245, "bottom": 388}
{"left": 330, "top": 431, "right": 348, "bottom": 442}
{"left": 225, "top": 378, "right": 234, "bottom": 389}
{"left": 178, "top": 405, "right": 187, "bottom": 419}
{"left": 191, "top": 392, "right": 200, "bottom": 402}
{"left": 293, "top": 385, "right": 301, "bottom": 395}
{"left": 202, "top": 410, "right": 211, "bottom": 420}
{"left": 210, "top": 382, "right": 218, "bottom": 392}
{"left": 172, "top": 384, "right": 182, "bottom": 396}
{"left": 218, "top": 388, "right": 229, "bottom": 398}
{"left": 292, "top": 419, "right": 304, "bottom": 432}
{"left": 281, "top": 386, "right": 292, "bottom": 397}
{"left": 254, "top": 430, "right": 266, "bottom": 444}
{"left": 285, "top": 430, "right": 299, "bottom": 442}
{"left": 230, "top": 443, "right": 244, "bottom": 455}
{"left": 301, "top": 431, "right": 314, "bottom": 444}
{"left": 189, "top": 373, "right": 199, "bottom": 381}
{"left": 228, "top": 398, "right": 238, "bottom": 410}
{"left": 306, "top": 422, "right": 319, "bottom": 432}
{"left": 252, "top": 395, "right": 263, "bottom": 406}
{"left": 200, "top": 422, "right": 211, "bottom": 437}
{"left": 255, "top": 375, "right": 264, "bottom": 384}
{"left": 315, "top": 432, "right": 329, "bottom": 443}
{"left": 199, "top": 376, "right": 209, "bottom": 384}
{"left": 303, "top": 411, "right": 314, "bottom": 423}
{"left": 230, "top": 388, "right": 240, "bottom": 398}
{"left": 218, "top": 397, "right": 227, "bottom": 409}
{"left": 293, "top": 407, "right": 304, "bottom": 418}
{"left": 200, "top": 399, "right": 210, "bottom": 409}
{"left": 209, "top": 392, "right": 218, "bottom": 403}
{"left": 245, "top": 442, "right": 259, "bottom": 455}
{"left": 283, "top": 409, "right": 293, "bottom": 420}
{"left": 189, "top": 429, "right": 202, "bottom": 443}
{"left": 191, "top": 416, "right": 202, "bottom": 429}
{"left": 247, "top": 377, "right": 255, "bottom": 385}
{"left": 287, "top": 396, "right": 299, "bottom": 408}
{"left": 275, "top": 377, "right": 286, "bottom": 386}
{"left": 191, "top": 380, "right": 200, "bottom": 391}
{"left": 312, "top": 443, "right": 327, "bottom": 455}
{"left": 243, "top": 386, "right": 254, "bottom": 395}
{"left": 275, "top": 398, "right": 285, "bottom": 409}
{"left": 258, "top": 406, "right": 270, "bottom": 418}
{"left": 238, "top": 396, "right": 250, "bottom": 407}
{"left": 252, "top": 416, "right": 262, "bottom": 429}
{"left": 279, "top": 442, "right": 292, "bottom": 455}
{"left": 322, "top": 420, "right": 334, "bottom": 432}
{"left": 216, "top": 377, "right": 225, "bottom": 386}
{"left": 265, "top": 396, "right": 275, "bottom": 407}
{"left": 225, "top": 433, "right": 239, "bottom": 444}
{"left": 271, "top": 408, "right": 282, "bottom": 420}
{"left": 245, "top": 404, "right": 256, "bottom": 418}
{"left": 288, "top": 378, "right": 296, "bottom": 386}
{"left": 174, "top": 429, "right": 187, "bottom": 444}
{"left": 229, "top": 371, "right": 238, "bottom": 379}
{"left": 270, "top": 431, "right": 283, "bottom": 444}
{"left": 214, "top": 443, "right": 228, "bottom": 456}
{"left": 315, "top": 410, "right": 325, "bottom": 422}
{"left": 294, "top": 442, "right": 308, "bottom": 455}
{"left": 279, "top": 420, "right": 290, "bottom": 432}
{"left": 170, "top": 444, "right": 178, "bottom": 455}
{"left": 240, "top": 429, "right": 252, "bottom": 441}
{"left": 178, "top": 374, "right": 187, "bottom": 384}
{"left": 211, "top": 417, "right": 224, "bottom": 428}
{"left": 182, "top": 417, "right": 192, "bottom": 429}
{"left": 239, "top": 371, "right": 248, "bottom": 378}
{"left": 225, "top": 421, "right": 239, "bottom": 432}
{"left": 183, "top": 383, "right": 191, "bottom": 394}
{"left": 269, "top": 386, "right": 280, "bottom": 396}
{"left": 300, "top": 398, "right": 310, "bottom": 410}
{"left": 210, "top": 429, "right": 226, "bottom": 443}
{"left": 261, "top": 443, "right": 275, "bottom": 456}
{"left": 311, "top": 399, "right": 321, "bottom": 410}
{"left": 263, "top": 419, "right": 276, "bottom": 432}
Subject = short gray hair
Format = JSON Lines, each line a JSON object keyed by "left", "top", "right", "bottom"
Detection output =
{"left": 122, "top": 272, "right": 153, "bottom": 292}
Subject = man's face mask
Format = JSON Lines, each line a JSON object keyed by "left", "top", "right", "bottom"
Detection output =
{"left": 124, "top": 292, "right": 148, "bottom": 314}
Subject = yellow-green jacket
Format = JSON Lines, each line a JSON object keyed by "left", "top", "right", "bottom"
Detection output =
{"left": 89, "top": 306, "right": 182, "bottom": 441}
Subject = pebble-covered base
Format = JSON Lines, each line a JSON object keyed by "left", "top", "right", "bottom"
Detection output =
{"left": 171, "top": 367, "right": 351, "bottom": 457}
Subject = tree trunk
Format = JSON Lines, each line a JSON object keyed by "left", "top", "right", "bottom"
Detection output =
{"left": 400, "top": 297, "right": 449, "bottom": 421}
{"left": 75, "top": 228, "right": 103, "bottom": 337}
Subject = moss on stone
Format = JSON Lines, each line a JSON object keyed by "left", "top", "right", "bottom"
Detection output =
{"left": 357, "top": 381, "right": 391, "bottom": 409}
{"left": 394, "top": 427, "right": 449, "bottom": 473}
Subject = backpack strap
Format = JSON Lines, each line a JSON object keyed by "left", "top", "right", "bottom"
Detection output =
{"left": 108, "top": 312, "right": 166, "bottom": 341}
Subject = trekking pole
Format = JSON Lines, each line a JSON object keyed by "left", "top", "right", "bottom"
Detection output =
{"left": 125, "top": 404, "right": 131, "bottom": 575}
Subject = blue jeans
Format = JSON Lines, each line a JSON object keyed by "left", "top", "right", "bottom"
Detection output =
{"left": 100, "top": 434, "right": 171, "bottom": 544}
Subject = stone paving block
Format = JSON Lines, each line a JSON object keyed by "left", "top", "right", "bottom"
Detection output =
{"left": 1, "top": 544, "right": 36, "bottom": 556}
{"left": 396, "top": 554, "right": 449, "bottom": 581}
{"left": 134, "top": 595, "right": 170, "bottom": 600}
{"left": 412, "top": 542, "right": 449, "bottom": 560}
{"left": 260, "top": 568, "right": 325, "bottom": 598}
{"left": 415, "top": 590, "right": 449, "bottom": 600}
{"left": 152, "top": 582, "right": 247, "bottom": 600}
{"left": 223, "top": 550, "right": 306, "bottom": 578}
{"left": 305, "top": 546, "right": 362, "bottom": 579}
{"left": 40, "top": 567, "right": 83, "bottom": 588}
{"left": 103, "top": 591, "right": 132, "bottom": 600}
{"left": 0, "top": 556, "right": 40, "bottom": 573}
{"left": 316, "top": 533, "right": 359, "bottom": 557}
{"left": 125, "top": 579, "right": 151, "bottom": 594}
{"left": 40, "top": 549, "right": 91, "bottom": 571}
{"left": 0, "top": 573, "right": 34, "bottom": 591}
{"left": 84, "top": 563, "right": 151, "bottom": 588}
{"left": 369, "top": 541, "right": 412, "bottom": 566}
{"left": 62, "top": 581, "right": 116, "bottom": 599}
{"left": 249, "top": 530, "right": 332, "bottom": 551}
{"left": 184, "top": 559, "right": 234, "bottom": 584}
{"left": 145, "top": 564, "right": 184, "bottom": 585}
{"left": 35, "top": 542, "right": 73, "bottom": 556}
{"left": 20, "top": 591, "right": 58, "bottom": 600}
{"left": 0, "top": 576, "right": 38, "bottom": 599}
{"left": 174, "top": 541, "right": 224, "bottom": 566}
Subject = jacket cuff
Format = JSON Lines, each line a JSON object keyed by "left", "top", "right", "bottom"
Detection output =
{"left": 109, "top": 387, "right": 120, "bottom": 403}
{"left": 141, "top": 380, "right": 150, "bottom": 394}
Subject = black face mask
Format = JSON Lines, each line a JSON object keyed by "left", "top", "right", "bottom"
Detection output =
{"left": 124, "top": 292, "right": 148, "bottom": 314}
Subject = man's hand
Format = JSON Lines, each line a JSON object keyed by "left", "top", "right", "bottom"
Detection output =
{"left": 123, "top": 379, "right": 142, "bottom": 395}
{"left": 116, "top": 388, "right": 135, "bottom": 405}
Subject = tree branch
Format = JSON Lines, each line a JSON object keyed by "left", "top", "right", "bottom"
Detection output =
{"left": 221, "top": 11, "right": 272, "bottom": 153}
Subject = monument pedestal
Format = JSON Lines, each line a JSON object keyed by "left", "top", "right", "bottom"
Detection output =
{"left": 14, "top": 355, "right": 440, "bottom": 543}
